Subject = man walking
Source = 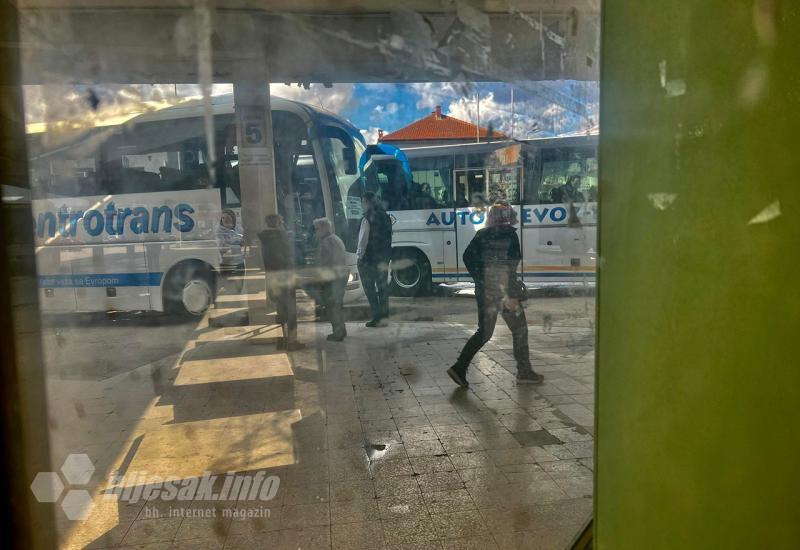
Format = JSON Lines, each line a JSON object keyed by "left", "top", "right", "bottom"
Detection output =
{"left": 357, "top": 192, "right": 393, "bottom": 327}
{"left": 447, "top": 201, "right": 544, "bottom": 387}
{"left": 313, "top": 218, "right": 348, "bottom": 341}
{"left": 258, "top": 214, "right": 303, "bottom": 350}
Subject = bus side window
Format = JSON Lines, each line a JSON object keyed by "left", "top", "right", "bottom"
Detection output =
{"left": 409, "top": 156, "right": 453, "bottom": 209}
{"left": 534, "top": 147, "right": 598, "bottom": 204}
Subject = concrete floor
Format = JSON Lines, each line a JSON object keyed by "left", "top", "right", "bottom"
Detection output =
{"left": 41, "top": 291, "right": 595, "bottom": 549}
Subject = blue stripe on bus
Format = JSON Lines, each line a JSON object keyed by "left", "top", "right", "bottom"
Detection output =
{"left": 39, "top": 272, "right": 164, "bottom": 288}
{"left": 431, "top": 272, "right": 595, "bottom": 279}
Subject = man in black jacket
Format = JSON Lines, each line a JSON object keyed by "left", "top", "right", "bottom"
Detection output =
{"left": 447, "top": 202, "right": 544, "bottom": 387}
{"left": 357, "top": 192, "right": 393, "bottom": 327}
{"left": 258, "top": 214, "right": 302, "bottom": 350}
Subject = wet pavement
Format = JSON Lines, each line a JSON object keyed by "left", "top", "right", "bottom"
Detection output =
{"left": 44, "top": 291, "right": 594, "bottom": 549}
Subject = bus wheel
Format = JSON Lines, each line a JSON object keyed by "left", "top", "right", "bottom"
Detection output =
{"left": 165, "top": 263, "right": 214, "bottom": 316}
{"left": 390, "top": 249, "right": 431, "bottom": 297}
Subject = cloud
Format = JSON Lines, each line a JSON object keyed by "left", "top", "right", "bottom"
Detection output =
{"left": 360, "top": 127, "right": 382, "bottom": 144}
{"left": 23, "top": 82, "right": 355, "bottom": 127}
{"left": 269, "top": 83, "right": 355, "bottom": 114}
{"left": 446, "top": 92, "right": 539, "bottom": 138}
{"left": 409, "top": 82, "right": 469, "bottom": 110}
{"left": 442, "top": 82, "right": 599, "bottom": 138}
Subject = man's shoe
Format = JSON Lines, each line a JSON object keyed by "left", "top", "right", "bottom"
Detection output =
{"left": 446, "top": 367, "right": 469, "bottom": 388}
{"left": 326, "top": 332, "right": 346, "bottom": 342}
{"left": 375, "top": 318, "right": 389, "bottom": 327}
{"left": 365, "top": 319, "right": 379, "bottom": 328}
{"left": 516, "top": 372, "right": 544, "bottom": 385}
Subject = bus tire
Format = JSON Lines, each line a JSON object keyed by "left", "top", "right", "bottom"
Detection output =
{"left": 390, "top": 249, "right": 432, "bottom": 297}
{"left": 164, "top": 262, "right": 215, "bottom": 317}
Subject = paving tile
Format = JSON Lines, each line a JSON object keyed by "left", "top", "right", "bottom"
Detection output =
{"left": 169, "top": 538, "right": 223, "bottom": 549}
{"left": 441, "top": 535, "right": 500, "bottom": 549}
{"left": 373, "top": 476, "right": 422, "bottom": 499}
{"left": 539, "top": 460, "right": 593, "bottom": 479}
{"left": 330, "top": 480, "right": 375, "bottom": 502}
{"left": 280, "top": 482, "right": 329, "bottom": 505}
{"left": 370, "top": 456, "right": 415, "bottom": 479}
{"left": 431, "top": 509, "right": 490, "bottom": 539}
{"left": 173, "top": 516, "right": 230, "bottom": 543}
{"left": 378, "top": 495, "right": 430, "bottom": 520}
{"left": 553, "top": 475, "right": 594, "bottom": 499}
{"left": 279, "top": 502, "right": 330, "bottom": 529}
{"left": 440, "top": 436, "right": 485, "bottom": 453}
{"left": 510, "top": 430, "right": 563, "bottom": 447}
{"left": 448, "top": 451, "right": 494, "bottom": 470}
{"left": 410, "top": 455, "right": 455, "bottom": 474}
{"left": 546, "top": 427, "right": 592, "bottom": 443}
{"left": 404, "top": 439, "right": 447, "bottom": 457}
{"left": 564, "top": 441, "right": 594, "bottom": 459}
{"left": 528, "top": 446, "right": 560, "bottom": 463}
{"left": 227, "top": 505, "right": 282, "bottom": 534}
{"left": 330, "top": 497, "right": 382, "bottom": 524}
{"left": 487, "top": 448, "right": 537, "bottom": 466}
{"left": 331, "top": 520, "right": 384, "bottom": 549}
{"left": 222, "top": 533, "right": 279, "bottom": 549}
{"left": 394, "top": 416, "right": 435, "bottom": 429}
{"left": 381, "top": 516, "right": 439, "bottom": 546}
{"left": 120, "top": 518, "right": 182, "bottom": 546}
{"left": 423, "top": 488, "right": 476, "bottom": 516}
{"left": 277, "top": 525, "right": 331, "bottom": 549}
{"left": 428, "top": 414, "right": 465, "bottom": 426}
{"left": 398, "top": 426, "right": 440, "bottom": 442}
{"left": 457, "top": 467, "right": 509, "bottom": 488}
{"left": 416, "top": 471, "right": 465, "bottom": 493}
{"left": 477, "top": 434, "right": 523, "bottom": 450}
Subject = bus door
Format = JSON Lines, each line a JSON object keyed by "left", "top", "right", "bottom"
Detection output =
{"left": 453, "top": 168, "right": 488, "bottom": 281}
{"left": 520, "top": 146, "right": 598, "bottom": 281}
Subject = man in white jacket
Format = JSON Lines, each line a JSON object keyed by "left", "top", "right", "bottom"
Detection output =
{"left": 313, "top": 218, "right": 348, "bottom": 341}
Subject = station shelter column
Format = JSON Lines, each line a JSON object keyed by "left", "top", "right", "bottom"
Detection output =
{"left": 232, "top": 75, "right": 278, "bottom": 325}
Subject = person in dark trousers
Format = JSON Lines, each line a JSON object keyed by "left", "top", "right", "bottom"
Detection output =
{"left": 447, "top": 201, "right": 544, "bottom": 387}
{"left": 258, "top": 214, "right": 303, "bottom": 350}
{"left": 357, "top": 191, "right": 393, "bottom": 327}
{"left": 313, "top": 217, "right": 348, "bottom": 341}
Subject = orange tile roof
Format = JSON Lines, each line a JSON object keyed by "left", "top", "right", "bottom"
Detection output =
{"left": 379, "top": 106, "right": 505, "bottom": 142}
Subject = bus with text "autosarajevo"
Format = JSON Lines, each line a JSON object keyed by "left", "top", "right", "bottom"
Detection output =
{"left": 359, "top": 135, "right": 598, "bottom": 296}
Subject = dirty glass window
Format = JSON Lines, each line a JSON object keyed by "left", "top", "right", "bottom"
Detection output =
{"left": 6, "top": 2, "right": 600, "bottom": 549}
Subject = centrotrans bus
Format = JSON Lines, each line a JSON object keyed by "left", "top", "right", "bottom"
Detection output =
{"left": 28, "top": 94, "right": 369, "bottom": 315}
{"left": 360, "top": 135, "right": 598, "bottom": 295}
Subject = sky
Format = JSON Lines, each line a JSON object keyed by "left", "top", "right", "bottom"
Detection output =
{"left": 23, "top": 80, "right": 599, "bottom": 142}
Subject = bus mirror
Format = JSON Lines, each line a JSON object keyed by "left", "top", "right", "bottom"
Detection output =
{"left": 343, "top": 147, "right": 357, "bottom": 175}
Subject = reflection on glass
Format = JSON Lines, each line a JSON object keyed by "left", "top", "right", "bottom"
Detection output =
{"left": 8, "top": 3, "right": 600, "bottom": 548}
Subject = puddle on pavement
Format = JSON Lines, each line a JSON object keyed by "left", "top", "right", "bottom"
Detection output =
{"left": 364, "top": 442, "right": 390, "bottom": 461}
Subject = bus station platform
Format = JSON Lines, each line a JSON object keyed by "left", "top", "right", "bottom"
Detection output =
{"left": 45, "top": 291, "right": 595, "bottom": 549}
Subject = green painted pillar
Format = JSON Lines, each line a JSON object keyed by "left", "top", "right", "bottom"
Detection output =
{"left": 597, "top": 2, "right": 800, "bottom": 548}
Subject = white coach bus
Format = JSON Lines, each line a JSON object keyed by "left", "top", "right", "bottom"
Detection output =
{"left": 28, "top": 94, "right": 368, "bottom": 315}
{"left": 359, "top": 135, "right": 598, "bottom": 295}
